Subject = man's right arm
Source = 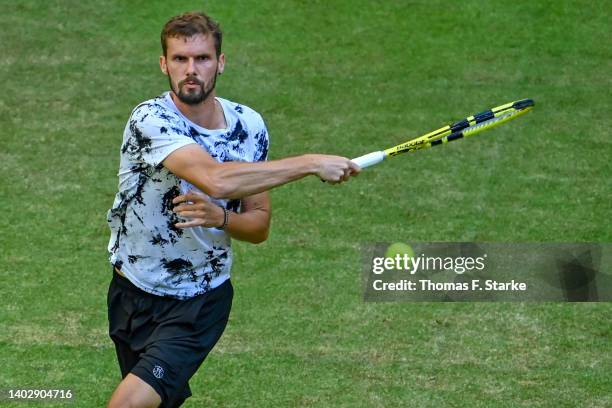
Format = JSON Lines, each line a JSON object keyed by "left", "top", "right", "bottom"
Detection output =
{"left": 162, "top": 144, "right": 359, "bottom": 199}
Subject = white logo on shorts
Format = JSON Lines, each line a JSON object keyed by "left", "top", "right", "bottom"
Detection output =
{"left": 152, "top": 365, "right": 165, "bottom": 379}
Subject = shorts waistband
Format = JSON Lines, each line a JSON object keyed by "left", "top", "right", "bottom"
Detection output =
{"left": 112, "top": 267, "right": 151, "bottom": 295}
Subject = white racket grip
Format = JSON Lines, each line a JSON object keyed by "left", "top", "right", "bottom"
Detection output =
{"left": 351, "top": 151, "right": 385, "bottom": 169}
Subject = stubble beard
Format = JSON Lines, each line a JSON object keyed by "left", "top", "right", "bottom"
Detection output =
{"left": 169, "top": 69, "right": 218, "bottom": 105}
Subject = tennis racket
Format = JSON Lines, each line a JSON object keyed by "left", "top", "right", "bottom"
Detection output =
{"left": 352, "top": 99, "right": 535, "bottom": 168}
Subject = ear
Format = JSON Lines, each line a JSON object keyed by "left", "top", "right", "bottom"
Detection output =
{"left": 160, "top": 55, "right": 168, "bottom": 75}
{"left": 217, "top": 53, "right": 225, "bottom": 75}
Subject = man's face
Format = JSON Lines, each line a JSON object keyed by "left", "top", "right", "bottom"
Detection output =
{"left": 160, "top": 34, "right": 225, "bottom": 105}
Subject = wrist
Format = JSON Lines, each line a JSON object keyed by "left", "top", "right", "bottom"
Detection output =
{"left": 301, "top": 154, "right": 321, "bottom": 176}
{"left": 216, "top": 206, "right": 230, "bottom": 230}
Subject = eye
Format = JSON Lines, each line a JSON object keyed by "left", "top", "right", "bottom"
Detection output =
{"left": 174, "top": 56, "right": 186, "bottom": 62}
{"left": 197, "top": 55, "right": 209, "bottom": 61}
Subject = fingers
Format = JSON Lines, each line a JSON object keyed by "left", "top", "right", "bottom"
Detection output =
{"left": 173, "top": 193, "right": 225, "bottom": 228}
{"left": 321, "top": 172, "right": 343, "bottom": 184}
{"left": 173, "top": 202, "right": 208, "bottom": 212}
{"left": 348, "top": 160, "right": 361, "bottom": 175}
{"left": 175, "top": 219, "right": 206, "bottom": 228}
{"left": 173, "top": 202, "right": 203, "bottom": 213}
{"left": 321, "top": 157, "right": 360, "bottom": 184}
{"left": 172, "top": 194, "right": 192, "bottom": 205}
{"left": 173, "top": 203, "right": 212, "bottom": 224}
{"left": 173, "top": 210, "right": 204, "bottom": 219}
{"left": 341, "top": 167, "right": 351, "bottom": 182}
{"left": 172, "top": 190, "right": 209, "bottom": 205}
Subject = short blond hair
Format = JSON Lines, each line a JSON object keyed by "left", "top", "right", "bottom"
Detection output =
{"left": 161, "top": 12, "right": 222, "bottom": 56}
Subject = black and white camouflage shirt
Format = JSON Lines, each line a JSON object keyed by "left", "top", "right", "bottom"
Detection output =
{"left": 107, "top": 92, "right": 269, "bottom": 299}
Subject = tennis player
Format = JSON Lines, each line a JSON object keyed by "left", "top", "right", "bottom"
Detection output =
{"left": 106, "top": 11, "right": 359, "bottom": 408}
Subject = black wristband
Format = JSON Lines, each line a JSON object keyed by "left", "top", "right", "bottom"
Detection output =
{"left": 216, "top": 207, "right": 229, "bottom": 230}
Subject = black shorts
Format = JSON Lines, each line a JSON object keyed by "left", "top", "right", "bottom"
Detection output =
{"left": 107, "top": 271, "right": 233, "bottom": 408}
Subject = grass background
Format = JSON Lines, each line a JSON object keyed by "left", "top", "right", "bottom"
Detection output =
{"left": 1, "top": 0, "right": 610, "bottom": 406}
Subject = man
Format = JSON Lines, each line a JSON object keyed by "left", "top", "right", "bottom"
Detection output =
{"left": 106, "top": 11, "right": 359, "bottom": 408}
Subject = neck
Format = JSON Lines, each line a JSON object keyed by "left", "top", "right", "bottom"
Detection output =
{"left": 170, "top": 91, "right": 226, "bottom": 130}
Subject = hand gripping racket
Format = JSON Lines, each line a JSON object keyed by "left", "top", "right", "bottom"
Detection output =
{"left": 351, "top": 99, "right": 535, "bottom": 168}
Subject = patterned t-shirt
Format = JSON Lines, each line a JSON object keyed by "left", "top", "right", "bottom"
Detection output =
{"left": 107, "top": 92, "right": 269, "bottom": 299}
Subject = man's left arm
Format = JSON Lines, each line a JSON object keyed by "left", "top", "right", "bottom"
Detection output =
{"left": 172, "top": 191, "right": 271, "bottom": 244}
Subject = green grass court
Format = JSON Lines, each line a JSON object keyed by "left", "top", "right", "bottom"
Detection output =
{"left": 1, "top": 1, "right": 610, "bottom": 406}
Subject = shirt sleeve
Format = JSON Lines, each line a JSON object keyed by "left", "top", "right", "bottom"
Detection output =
{"left": 252, "top": 114, "right": 270, "bottom": 162}
{"left": 121, "top": 103, "right": 196, "bottom": 167}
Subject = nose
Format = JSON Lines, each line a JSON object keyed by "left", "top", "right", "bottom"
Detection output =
{"left": 186, "top": 57, "right": 196, "bottom": 76}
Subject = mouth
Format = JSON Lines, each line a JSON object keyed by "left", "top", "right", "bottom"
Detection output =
{"left": 183, "top": 79, "right": 201, "bottom": 86}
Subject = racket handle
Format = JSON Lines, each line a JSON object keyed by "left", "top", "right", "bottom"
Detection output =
{"left": 351, "top": 151, "right": 385, "bottom": 168}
